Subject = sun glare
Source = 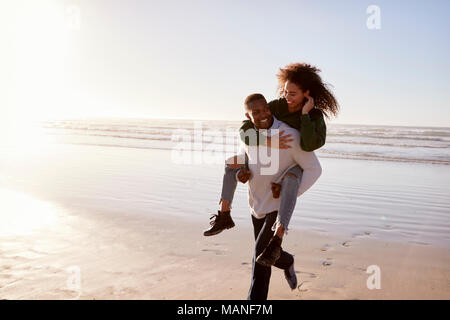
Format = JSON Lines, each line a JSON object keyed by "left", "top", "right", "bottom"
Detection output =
{"left": 0, "top": 188, "right": 61, "bottom": 236}
{"left": 0, "top": 119, "right": 54, "bottom": 157}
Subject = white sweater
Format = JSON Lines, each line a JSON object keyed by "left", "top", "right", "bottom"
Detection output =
{"left": 237, "top": 117, "right": 322, "bottom": 219}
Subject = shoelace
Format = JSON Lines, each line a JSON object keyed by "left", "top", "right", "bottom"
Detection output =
{"left": 209, "top": 214, "right": 219, "bottom": 226}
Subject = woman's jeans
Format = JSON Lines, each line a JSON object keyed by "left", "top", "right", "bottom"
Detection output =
{"left": 220, "top": 164, "right": 303, "bottom": 232}
{"left": 274, "top": 165, "right": 303, "bottom": 233}
{"left": 219, "top": 165, "right": 240, "bottom": 207}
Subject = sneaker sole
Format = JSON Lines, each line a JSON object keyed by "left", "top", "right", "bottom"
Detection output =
{"left": 203, "top": 223, "right": 235, "bottom": 237}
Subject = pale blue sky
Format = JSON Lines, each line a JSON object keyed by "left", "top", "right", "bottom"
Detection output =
{"left": 3, "top": 0, "right": 450, "bottom": 127}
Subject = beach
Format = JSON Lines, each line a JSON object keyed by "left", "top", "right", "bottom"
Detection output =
{"left": 1, "top": 136, "right": 449, "bottom": 300}
{"left": 4, "top": 0, "right": 450, "bottom": 302}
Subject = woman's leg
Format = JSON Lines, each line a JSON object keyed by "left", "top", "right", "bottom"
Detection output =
{"left": 203, "top": 162, "right": 242, "bottom": 236}
{"left": 273, "top": 165, "right": 304, "bottom": 238}
{"left": 219, "top": 164, "right": 241, "bottom": 211}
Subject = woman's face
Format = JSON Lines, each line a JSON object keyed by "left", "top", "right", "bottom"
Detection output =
{"left": 284, "top": 81, "right": 308, "bottom": 111}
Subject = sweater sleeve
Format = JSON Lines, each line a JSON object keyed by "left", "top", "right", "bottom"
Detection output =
{"left": 239, "top": 120, "right": 267, "bottom": 146}
{"left": 300, "top": 109, "right": 326, "bottom": 151}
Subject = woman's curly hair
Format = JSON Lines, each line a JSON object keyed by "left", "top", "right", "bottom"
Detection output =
{"left": 277, "top": 63, "right": 339, "bottom": 119}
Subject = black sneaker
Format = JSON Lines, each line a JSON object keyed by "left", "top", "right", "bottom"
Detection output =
{"left": 256, "top": 236, "right": 282, "bottom": 267}
{"left": 284, "top": 262, "right": 298, "bottom": 290}
{"left": 203, "top": 211, "right": 235, "bottom": 236}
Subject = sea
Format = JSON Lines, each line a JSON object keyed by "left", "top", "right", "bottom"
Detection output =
{"left": 40, "top": 118, "right": 450, "bottom": 165}
{"left": 1, "top": 118, "right": 449, "bottom": 247}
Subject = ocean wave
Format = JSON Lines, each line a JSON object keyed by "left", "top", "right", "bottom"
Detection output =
{"left": 47, "top": 139, "right": 450, "bottom": 166}
{"left": 40, "top": 119, "right": 450, "bottom": 165}
{"left": 45, "top": 130, "right": 448, "bottom": 149}
{"left": 44, "top": 123, "right": 450, "bottom": 144}
{"left": 327, "top": 133, "right": 449, "bottom": 142}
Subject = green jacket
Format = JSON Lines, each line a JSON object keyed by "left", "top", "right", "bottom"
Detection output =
{"left": 240, "top": 97, "right": 326, "bottom": 151}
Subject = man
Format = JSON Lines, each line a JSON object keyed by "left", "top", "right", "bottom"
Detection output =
{"left": 204, "top": 93, "right": 322, "bottom": 300}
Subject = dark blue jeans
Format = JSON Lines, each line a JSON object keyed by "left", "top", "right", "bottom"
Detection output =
{"left": 248, "top": 211, "right": 294, "bottom": 300}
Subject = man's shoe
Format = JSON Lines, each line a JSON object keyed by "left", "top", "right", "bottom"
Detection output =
{"left": 203, "top": 211, "right": 235, "bottom": 236}
{"left": 256, "top": 236, "right": 282, "bottom": 267}
{"left": 284, "top": 262, "right": 298, "bottom": 290}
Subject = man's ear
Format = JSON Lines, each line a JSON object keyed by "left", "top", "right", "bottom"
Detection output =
{"left": 305, "top": 89, "right": 311, "bottom": 97}
{"left": 245, "top": 113, "right": 251, "bottom": 121}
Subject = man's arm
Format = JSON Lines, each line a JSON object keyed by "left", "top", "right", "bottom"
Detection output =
{"left": 225, "top": 143, "right": 251, "bottom": 183}
{"left": 225, "top": 154, "right": 246, "bottom": 169}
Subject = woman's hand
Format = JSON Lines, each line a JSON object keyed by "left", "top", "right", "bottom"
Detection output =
{"left": 267, "top": 130, "right": 293, "bottom": 149}
{"left": 302, "top": 93, "right": 315, "bottom": 115}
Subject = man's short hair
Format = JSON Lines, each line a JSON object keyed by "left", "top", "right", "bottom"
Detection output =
{"left": 244, "top": 93, "right": 267, "bottom": 109}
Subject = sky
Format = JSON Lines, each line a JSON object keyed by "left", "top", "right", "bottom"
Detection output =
{"left": 1, "top": 0, "right": 450, "bottom": 127}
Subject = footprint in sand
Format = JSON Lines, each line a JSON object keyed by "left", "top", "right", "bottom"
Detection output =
{"left": 322, "top": 258, "right": 333, "bottom": 266}
{"left": 202, "top": 249, "right": 227, "bottom": 255}
{"left": 297, "top": 281, "right": 312, "bottom": 292}
{"left": 342, "top": 241, "right": 351, "bottom": 247}
{"left": 298, "top": 271, "right": 318, "bottom": 279}
{"left": 202, "top": 243, "right": 228, "bottom": 255}
{"left": 320, "top": 244, "right": 331, "bottom": 252}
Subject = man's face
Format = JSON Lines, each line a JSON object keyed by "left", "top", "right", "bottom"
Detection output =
{"left": 245, "top": 99, "right": 273, "bottom": 129}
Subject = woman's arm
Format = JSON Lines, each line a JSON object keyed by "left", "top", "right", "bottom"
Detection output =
{"left": 300, "top": 109, "right": 326, "bottom": 151}
{"left": 269, "top": 97, "right": 326, "bottom": 151}
{"left": 239, "top": 120, "right": 266, "bottom": 146}
{"left": 239, "top": 120, "right": 292, "bottom": 149}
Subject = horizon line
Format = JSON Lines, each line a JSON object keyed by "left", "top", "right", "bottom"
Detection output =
{"left": 37, "top": 116, "right": 450, "bottom": 129}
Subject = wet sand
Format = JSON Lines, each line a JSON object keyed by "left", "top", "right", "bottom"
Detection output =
{"left": 0, "top": 202, "right": 449, "bottom": 300}
{"left": 0, "top": 144, "right": 449, "bottom": 299}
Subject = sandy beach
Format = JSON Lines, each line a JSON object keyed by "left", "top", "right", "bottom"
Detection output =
{"left": 1, "top": 142, "right": 449, "bottom": 300}
{"left": 1, "top": 204, "right": 449, "bottom": 300}
{"left": 3, "top": 0, "right": 450, "bottom": 302}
